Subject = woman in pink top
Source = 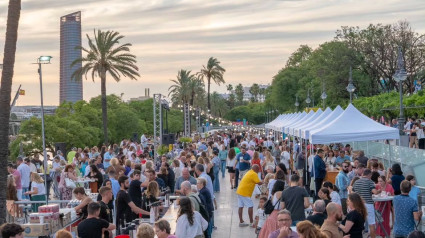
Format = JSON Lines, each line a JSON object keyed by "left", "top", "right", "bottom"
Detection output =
{"left": 375, "top": 175, "right": 394, "bottom": 237}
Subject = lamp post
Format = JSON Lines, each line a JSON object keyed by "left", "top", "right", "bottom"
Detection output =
{"left": 321, "top": 80, "right": 327, "bottom": 108}
{"left": 305, "top": 89, "right": 311, "bottom": 108}
{"left": 295, "top": 95, "right": 299, "bottom": 111}
{"left": 346, "top": 66, "right": 356, "bottom": 103}
{"left": 36, "top": 56, "right": 52, "bottom": 204}
{"left": 394, "top": 47, "right": 408, "bottom": 135}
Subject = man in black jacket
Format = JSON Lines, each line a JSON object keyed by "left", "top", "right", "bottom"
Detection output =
{"left": 197, "top": 177, "right": 213, "bottom": 238}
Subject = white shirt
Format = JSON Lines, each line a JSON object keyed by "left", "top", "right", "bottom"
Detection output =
{"left": 330, "top": 191, "right": 341, "bottom": 205}
{"left": 257, "top": 208, "right": 266, "bottom": 228}
{"left": 31, "top": 182, "right": 46, "bottom": 195}
{"left": 226, "top": 157, "right": 237, "bottom": 167}
{"left": 175, "top": 211, "right": 208, "bottom": 238}
{"left": 29, "top": 163, "right": 37, "bottom": 173}
{"left": 308, "top": 155, "right": 314, "bottom": 173}
{"left": 249, "top": 140, "right": 256, "bottom": 148}
{"left": 17, "top": 163, "right": 31, "bottom": 188}
{"left": 281, "top": 151, "right": 290, "bottom": 169}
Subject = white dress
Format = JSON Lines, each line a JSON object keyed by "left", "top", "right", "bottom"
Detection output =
{"left": 175, "top": 211, "right": 208, "bottom": 238}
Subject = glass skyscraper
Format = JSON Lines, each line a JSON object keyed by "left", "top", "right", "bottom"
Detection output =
{"left": 60, "top": 11, "right": 83, "bottom": 104}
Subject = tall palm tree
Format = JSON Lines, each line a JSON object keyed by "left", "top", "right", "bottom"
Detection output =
{"left": 235, "top": 83, "right": 244, "bottom": 105}
{"left": 198, "top": 57, "right": 226, "bottom": 110}
{"left": 168, "top": 70, "right": 195, "bottom": 106}
{"left": 0, "top": 0, "right": 21, "bottom": 224}
{"left": 249, "top": 83, "right": 260, "bottom": 102}
{"left": 226, "top": 84, "right": 233, "bottom": 93}
{"left": 71, "top": 30, "right": 139, "bottom": 145}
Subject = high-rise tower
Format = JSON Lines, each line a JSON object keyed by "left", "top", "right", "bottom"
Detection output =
{"left": 60, "top": 11, "right": 82, "bottom": 104}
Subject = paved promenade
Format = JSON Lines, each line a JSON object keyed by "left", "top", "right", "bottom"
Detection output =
{"left": 213, "top": 172, "right": 259, "bottom": 238}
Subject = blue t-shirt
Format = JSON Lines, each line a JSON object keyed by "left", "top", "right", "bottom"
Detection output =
{"left": 391, "top": 175, "right": 405, "bottom": 195}
{"left": 236, "top": 152, "right": 251, "bottom": 171}
{"left": 393, "top": 194, "right": 418, "bottom": 236}
{"left": 409, "top": 186, "right": 420, "bottom": 204}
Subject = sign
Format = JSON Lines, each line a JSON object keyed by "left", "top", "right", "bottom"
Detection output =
{"left": 232, "top": 121, "right": 249, "bottom": 126}
{"left": 304, "top": 107, "right": 320, "bottom": 112}
{"left": 243, "top": 118, "right": 246, "bottom": 126}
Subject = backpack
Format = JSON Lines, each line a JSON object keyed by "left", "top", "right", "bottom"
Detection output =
{"left": 189, "top": 194, "right": 210, "bottom": 222}
{"left": 263, "top": 196, "right": 281, "bottom": 215}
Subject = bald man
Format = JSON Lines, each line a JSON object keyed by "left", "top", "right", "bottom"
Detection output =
{"left": 236, "top": 164, "right": 263, "bottom": 227}
{"left": 321, "top": 202, "right": 344, "bottom": 238}
{"left": 306, "top": 199, "right": 326, "bottom": 226}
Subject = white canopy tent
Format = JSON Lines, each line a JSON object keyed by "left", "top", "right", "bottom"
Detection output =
{"left": 280, "top": 112, "right": 308, "bottom": 132}
{"left": 294, "top": 107, "right": 332, "bottom": 138}
{"left": 301, "top": 105, "right": 344, "bottom": 140}
{"left": 268, "top": 113, "right": 297, "bottom": 130}
{"left": 265, "top": 114, "right": 286, "bottom": 129}
{"left": 287, "top": 108, "right": 323, "bottom": 136}
{"left": 273, "top": 112, "right": 303, "bottom": 131}
{"left": 309, "top": 104, "right": 400, "bottom": 144}
{"left": 284, "top": 110, "right": 314, "bottom": 134}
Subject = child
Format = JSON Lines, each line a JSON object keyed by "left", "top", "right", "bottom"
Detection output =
{"left": 253, "top": 196, "right": 267, "bottom": 234}
{"left": 406, "top": 175, "right": 420, "bottom": 204}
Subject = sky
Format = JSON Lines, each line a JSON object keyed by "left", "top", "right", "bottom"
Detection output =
{"left": 0, "top": 0, "right": 424, "bottom": 106}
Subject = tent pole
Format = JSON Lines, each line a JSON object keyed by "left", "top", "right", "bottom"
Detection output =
{"left": 366, "top": 141, "right": 369, "bottom": 157}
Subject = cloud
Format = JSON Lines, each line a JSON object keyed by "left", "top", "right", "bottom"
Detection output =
{"left": 1, "top": 0, "right": 423, "bottom": 105}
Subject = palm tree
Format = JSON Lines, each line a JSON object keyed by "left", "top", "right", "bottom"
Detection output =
{"left": 198, "top": 57, "right": 226, "bottom": 110}
{"left": 71, "top": 30, "right": 140, "bottom": 145}
{"left": 235, "top": 83, "right": 244, "bottom": 105}
{"left": 210, "top": 91, "right": 229, "bottom": 117}
{"left": 249, "top": 83, "right": 260, "bottom": 102}
{"left": 168, "top": 70, "right": 196, "bottom": 106}
{"left": 227, "top": 84, "right": 233, "bottom": 93}
{"left": 0, "top": 0, "right": 21, "bottom": 224}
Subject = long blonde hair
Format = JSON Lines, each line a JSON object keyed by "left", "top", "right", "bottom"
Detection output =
{"left": 145, "top": 181, "right": 160, "bottom": 197}
{"left": 265, "top": 151, "right": 274, "bottom": 163}
{"left": 296, "top": 220, "right": 327, "bottom": 238}
{"left": 110, "top": 158, "right": 119, "bottom": 166}
{"left": 31, "top": 173, "right": 44, "bottom": 183}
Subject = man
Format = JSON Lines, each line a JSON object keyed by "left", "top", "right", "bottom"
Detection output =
{"left": 236, "top": 147, "right": 251, "bottom": 180}
{"left": 98, "top": 187, "right": 114, "bottom": 238}
{"left": 306, "top": 200, "right": 326, "bottom": 227}
{"left": 356, "top": 150, "right": 368, "bottom": 166}
{"left": 175, "top": 168, "right": 197, "bottom": 195}
{"left": 164, "top": 163, "right": 175, "bottom": 193}
{"left": 16, "top": 157, "right": 30, "bottom": 200}
{"left": 281, "top": 174, "right": 310, "bottom": 225}
{"left": 94, "top": 155, "right": 104, "bottom": 171}
{"left": 268, "top": 209, "right": 299, "bottom": 238}
{"left": 393, "top": 180, "right": 423, "bottom": 238}
{"left": 8, "top": 163, "right": 22, "bottom": 200}
{"left": 280, "top": 146, "right": 290, "bottom": 173}
{"left": 197, "top": 177, "right": 214, "bottom": 238}
{"left": 116, "top": 176, "right": 149, "bottom": 232}
{"left": 321, "top": 202, "right": 344, "bottom": 238}
{"left": 143, "top": 169, "right": 166, "bottom": 189}
{"left": 0, "top": 223, "right": 24, "bottom": 238}
{"left": 296, "top": 150, "right": 306, "bottom": 184}
{"left": 347, "top": 162, "right": 364, "bottom": 181}
{"left": 24, "top": 157, "right": 37, "bottom": 174}
{"left": 128, "top": 170, "right": 143, "bottom": 207}
{"left": 77, "top": 202, "right": 115, "bottom": 238}
{"left": 67, "top": 147, "right": 77, "bottom": 164}
{"left": 352, "top": 169, "right": 380, "bottom": 238}
{"left": 236, "top": 164, "right": 263, "bottom": 227}
{"left": 335, "top": 161, "right": 350, "bottom": 215}
{"left": 195, "top": 164, "right": 214, "bottom": 199}
{"left": 180, "top": 181, "right": 201, "bottom": 211}
{"left": 313, "top": 149, "right": 327, "bottom": 198}
{"left": 103, "top": 147, "right": 114, "bottom": 169}
{"left": 140, "top": 133, "right": 148, "bottom": 148}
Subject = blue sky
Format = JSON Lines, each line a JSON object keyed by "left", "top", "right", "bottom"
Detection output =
{"left": 1, "top": 0, "right": 424, "bottom": 105}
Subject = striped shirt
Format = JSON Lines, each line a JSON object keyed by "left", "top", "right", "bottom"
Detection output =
{"left": 353, "top": 177, "right": 375, "bottom": 204}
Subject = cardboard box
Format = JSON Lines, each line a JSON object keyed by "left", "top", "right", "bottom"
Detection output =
{"left": 22, "top": 223, "right": 50, "bottom": 237}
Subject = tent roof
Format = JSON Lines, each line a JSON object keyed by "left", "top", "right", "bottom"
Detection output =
{"left": 287, "top": 109, "right": 323, "bottom": 135}
{"left": 294, "top": 107, "right": 332, "bottom": 137}
{"left": 302, "top": 106, "right": 344, "bottom": 139}
{"left": 280, "top": 112, "right": 307, "bottom": 132}
{"left": 309, "top": 104, "right": 400, "bottom": 144}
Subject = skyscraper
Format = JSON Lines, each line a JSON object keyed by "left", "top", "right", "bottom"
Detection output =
{"left": 60, "top": 11, "right": 83, "bottom": 104}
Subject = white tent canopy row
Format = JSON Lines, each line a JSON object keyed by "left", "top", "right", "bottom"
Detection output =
{"left": 265, "top": 104, "right": 400, "bottom": 144}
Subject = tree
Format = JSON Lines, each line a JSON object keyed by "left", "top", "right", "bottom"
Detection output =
{"left": 197, "top": 57, "right": 226, "bottom": 110}
{"left": 226, "top": 84, "right": 233, "bottom": 93}
{"left": 249, "top": 83, "right": 260, "bottom": 102}
{"left": 71, "top": 30, "right": 140, "bottom": 145}
{"left": 168, "top": 70, "right": 203, "bottom": 107}
{"left": 210, "top": 91, "right": 229, "bottom": 117}
{"left": 0, "top": 0, "right": 21, "bottom": 224}
{"left": 235, "top": 83, "right": 244, "bottom": 105}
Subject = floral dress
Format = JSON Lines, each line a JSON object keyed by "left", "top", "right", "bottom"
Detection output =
{"left": 59, "top": 172, "right": 73, "bottom": 200}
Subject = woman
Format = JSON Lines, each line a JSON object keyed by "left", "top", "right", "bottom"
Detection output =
{"left": 325, "top": 150, "right": 336, "bottom": 166}
{"left": 97, "top": 179, "right": 114, "bottom": 211}
{"left": 136, "top": 223, "right": 155, "bottom": 238}
{"left": 6, "top": 175, "right": 19, "bottom": 218}
{"left": 124, "top": 159, "right": 132, "bottom": 176}
{"left": 296, "top": 220, "right": 328, "bottom": 238}
{"left": 375, "top": 176, "right": 394, "bottom": 236}
{"left": 106, "top": 158, "right": 125, "bottom": 179}
{"left": 318, "top": 188, "right": 331, "bottom": 214}
{"left": 259, "top": 180, "right": 285, "bottom": 238}
{"left": 87, "top": 164, "right": 103, "bottom": 193}
{"left": 218, "top": 144, "right": 228, "bottom": 179}
{"left": 204, "top": 157, "right": 215, "bottom": 183}
{"left": 55, "top": 229, "right": 72, "bottom": 238}
{"left": 59, "top": 164, "right": 78, "bottom": 200}
{"left": 388, "top": 163, "right": 404, "bottom": 195}
{"left": 262, "top": 151, "right": 275, "bottom": 174}
{"left": 141, "top": 181, "right": 160, "bottom": 215}
{"left": 226, "top": 148, "right": 237, "bottom": 189}
{"left": 154, "top": 219, "right": 177, "bottom": 238}
{"left": 72, "top": 187, "right": 92, "bottom": 220}
{"left": 339, "top": 193, "right": 366, "bottom": 238}
{"left": 158, "top": 167, "right": 169, "bottom": 188}
{"left": 173, "top": 160, "right": 182, "bottom": 179}
{"left": 251, "top": 152, "right": 263, "bottom": 179}
{"left": 25, "top": 173, "right": 46, "bottom": 212}
{"left": 175, "top": 197, "right": 208, "bottom": 238}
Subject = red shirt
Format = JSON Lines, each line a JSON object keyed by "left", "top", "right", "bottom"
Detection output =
{"left": 13, "top": 170, "right": 22, "bottom": 189}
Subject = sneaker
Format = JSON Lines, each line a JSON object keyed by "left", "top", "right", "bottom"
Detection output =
{"left": 239, "top": 222, "right": 249, "bottom": 227}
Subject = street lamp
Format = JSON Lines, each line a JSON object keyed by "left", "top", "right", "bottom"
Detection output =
{"left": 36, "top": 55, "right": 52, "bottom": 204}
{"left": 346, "top": 66, "right": 356, "bottom": 103}
{"left": 305, "top": 89, "right": 311, "bottom": 108}
{"left": 394, "top": 47, "right": 408, "bottom": 135}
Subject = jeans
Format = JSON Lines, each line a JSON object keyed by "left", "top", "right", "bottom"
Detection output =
{"left": 213, "top": 167, "right": 220, "bottom": 192}
{"left": 314, "top": 178, "right": 324, "bottom": 199}
{"left": 206, "top": 213, "right": 214, "bottom": 238}
{"left": 235, "top": 169, "right": 240, "bottom": 188}
{"left": 22, "top": 187, "right": 29, "bottom": 200}
{"left": 220, "top": 160, "right": 226, "bottom": 178}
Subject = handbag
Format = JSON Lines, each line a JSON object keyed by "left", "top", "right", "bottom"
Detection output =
{"left": 264, "top": 196, "right": 281, "bottom": 215}
{"left": 65, "top": 178, "right": 76, "bottom": 189}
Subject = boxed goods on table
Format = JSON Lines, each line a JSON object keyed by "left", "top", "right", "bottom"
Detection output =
{"left": 29, "top": 212, "right": 60, "bottom": 224}
{"left": 22, "top": 223, "right": 51, "bottom": 237}
{"left": 38, "top": 204, "right": 60, "bottom": 213}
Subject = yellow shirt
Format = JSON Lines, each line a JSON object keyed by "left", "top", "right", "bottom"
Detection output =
{"left": 236, "top": 169, "right": 260, "bottom": 197}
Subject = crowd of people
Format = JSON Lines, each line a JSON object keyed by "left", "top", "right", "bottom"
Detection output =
{"left": 3, "top": 130, "right": 425, "bottom": 238}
